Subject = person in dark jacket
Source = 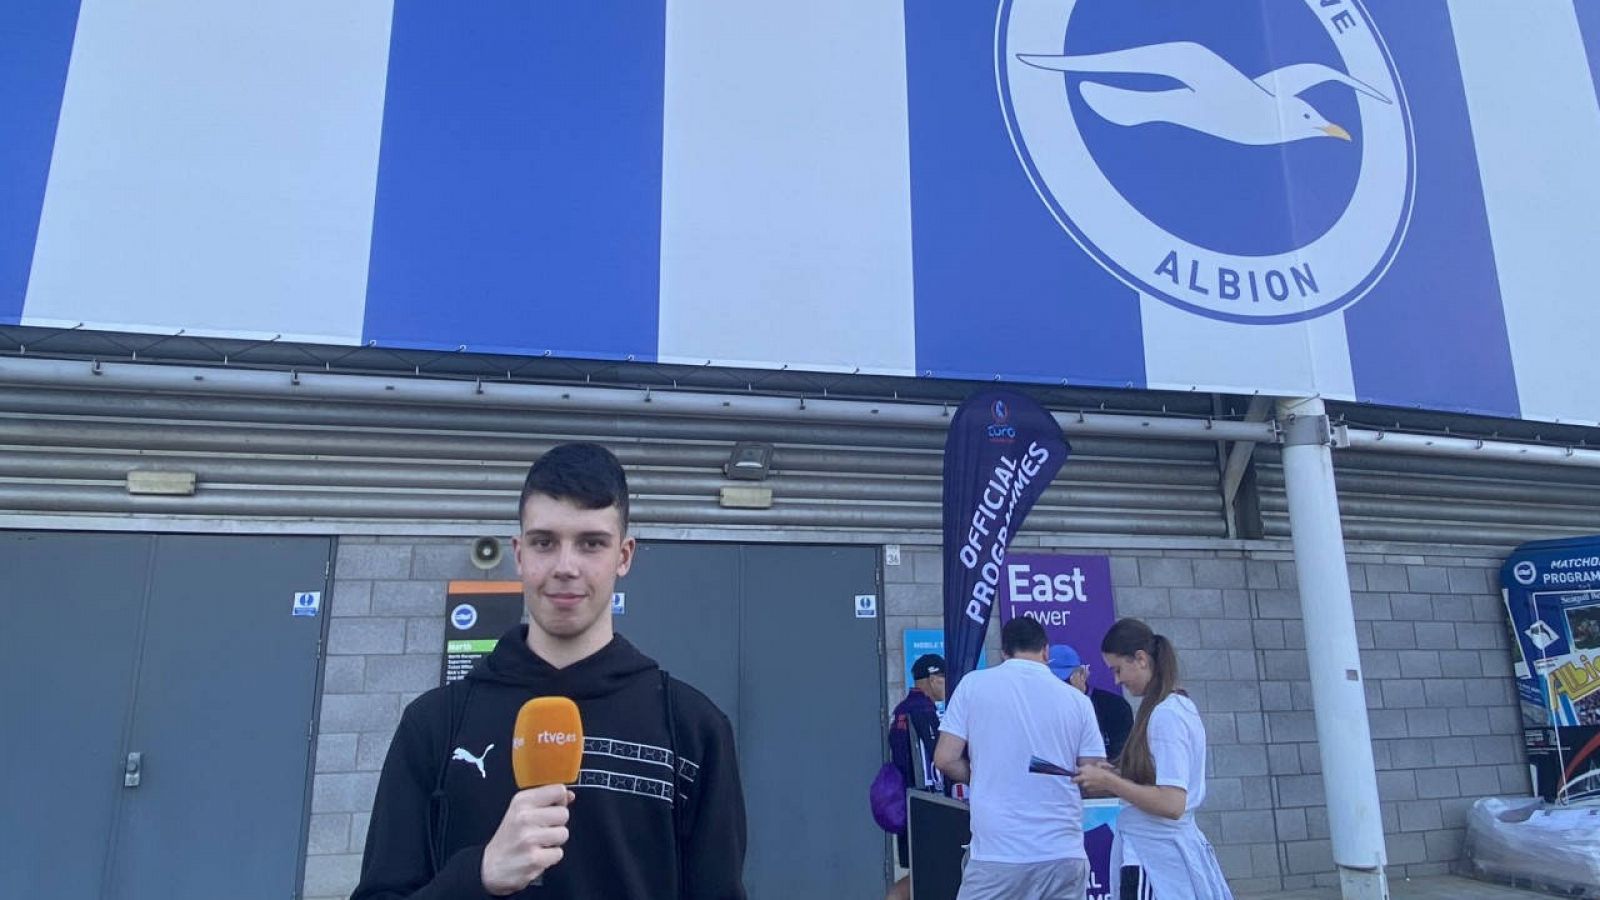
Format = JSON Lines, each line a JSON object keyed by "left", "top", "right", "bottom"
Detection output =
{"left": 1049, "top": 644, "right": 1134, "bottom": 762}
{"left": 353, "top": 443, "right": 747, "bottom": 898}
{"left": 886, "top": 653, "right": 946, "bottom": 900}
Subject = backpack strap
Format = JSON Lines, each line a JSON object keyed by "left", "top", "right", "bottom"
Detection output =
{"left": 660, "top": 669, "right": 688, "bottom": 898}
{"left": 428, "top": 679, "right": 474, "bottom": 875}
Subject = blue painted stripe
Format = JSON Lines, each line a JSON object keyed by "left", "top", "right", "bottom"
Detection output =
{"left": 1576, "top": 0, "right": 1600, "bottom": 108}
{"left": 362, "top": 2, "right": 665, "bottom": 359}
{"left": 0, "top": 2, "right": 81, "bottom": 323}
{"left": 1343, "top": 0, "right": 1520, "bottom": 419}
{"left": 904, "top": 2, "right": 1145, "bottom": 388}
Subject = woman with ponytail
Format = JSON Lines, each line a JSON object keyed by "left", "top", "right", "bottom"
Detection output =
{"left": 1072, "top": 618, "right": 1232, "bottom": 899}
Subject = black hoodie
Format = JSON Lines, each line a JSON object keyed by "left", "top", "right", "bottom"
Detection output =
{"left": 353, "top": 627, "right": 747, "bottom": 899}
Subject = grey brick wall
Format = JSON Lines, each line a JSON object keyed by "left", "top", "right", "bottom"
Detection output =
{"left": 1258, "top": 549, "right": 1529, "bottom": 889}
{"left": 882, "top": 543, "right": 1529, "bottom": 895}
{"left": 305, "top": 536, "right": 1528, "bottom": 898}
{"left": 302, "top": 536, "right": 519, "bottom": 900}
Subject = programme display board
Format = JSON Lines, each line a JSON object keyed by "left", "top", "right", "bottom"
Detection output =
{"left": 1502, "top": 537, "right": 1600, "bottom": 803}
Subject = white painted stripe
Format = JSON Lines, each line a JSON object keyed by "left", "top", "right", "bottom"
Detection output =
{"left": 1139, "top": 295, "right": 1356, "bottom": 401}
{"left": 1449, "top": 0, "right": 1600, "bottom": 425}
{"left": 657, "top": 0, "right": 917, "bottom": 375}
{"left": 23, "top": 0, "right": 392, "bottom": 345}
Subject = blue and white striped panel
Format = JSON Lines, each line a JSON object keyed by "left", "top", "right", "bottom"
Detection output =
{"left": 1340, "top": 0, "right": 1520, "bottom": 419}
{"left": 21, "top": 0, "right": 392, "bottom": 344}
{"left": 904, "top": 0, "right": 1147, "bottom": 389}
{"left": 0, "top": 1, "right": 80, "bottom": 324}
{"left": 656, "top": 0, "right": 918, "bottom": 375}
{"left": 4, "top": 2, "right": 1600, "bottom": 424}
{"left": 362, "top": 1, "right": 665, "bottom": 360}
{"left": 1449, "top": 0, "right": 1600, "bottom": 424}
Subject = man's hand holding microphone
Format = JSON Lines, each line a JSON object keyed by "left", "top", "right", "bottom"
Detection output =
{"left": 481, "top": 697, "right": 584, "bottom": 895}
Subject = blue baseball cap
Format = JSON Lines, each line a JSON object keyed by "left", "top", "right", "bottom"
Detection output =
{"left": 1047, "top": 645, "right": 1083, "bottom": 680}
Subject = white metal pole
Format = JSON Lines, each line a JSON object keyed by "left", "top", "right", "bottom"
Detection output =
{"left": 1275, "top": 396, "right": 1389, "bottom": 900}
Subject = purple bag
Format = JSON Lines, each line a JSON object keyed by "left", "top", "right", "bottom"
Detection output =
{"left": 869, "top": 762, "right": 908, "bottom": 833}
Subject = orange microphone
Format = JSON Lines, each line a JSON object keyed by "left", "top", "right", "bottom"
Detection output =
{"left": 512, "top": 696, "right": 584, "bottom": 789}
{"left": 511, "top": 697, "right": 583, "bottom": 886}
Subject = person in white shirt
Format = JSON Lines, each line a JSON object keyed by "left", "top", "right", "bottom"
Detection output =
{"left": 1072, "top": 618, "right": 1233, "bottom": 900}
{"left": 932, "top": 616, "right": 1106, "bottom": 900}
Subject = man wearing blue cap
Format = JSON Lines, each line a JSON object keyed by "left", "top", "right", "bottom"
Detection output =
{"left": 1049, "top": 644, "right": 1134, "bottom": 761}
{"left": 886, "top": 653, "right": 946, "bottom": 900}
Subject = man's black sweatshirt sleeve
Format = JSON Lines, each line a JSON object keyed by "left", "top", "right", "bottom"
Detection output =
{"left": 351, "top": 694, "right": 495, "bottom": 900}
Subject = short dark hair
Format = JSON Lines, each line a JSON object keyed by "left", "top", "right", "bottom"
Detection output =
{"left": 519, "top": 443, "right": 630, "bottom": 532}
{"left": 1000, "top": 616, "right": 1048, "bottom": 656}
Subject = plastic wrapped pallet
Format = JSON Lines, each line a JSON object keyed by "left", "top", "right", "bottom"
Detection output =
{"left": 1462, "top": 796, "right": 1600, "bottom": 897}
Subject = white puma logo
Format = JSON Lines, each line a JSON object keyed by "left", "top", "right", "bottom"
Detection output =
{"left": 451, "top": 743, "right": 494, "bottom": 779}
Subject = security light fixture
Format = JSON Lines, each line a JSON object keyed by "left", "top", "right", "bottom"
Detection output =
{"left": 724, "top": 442, "right": 774, "bottom": 481}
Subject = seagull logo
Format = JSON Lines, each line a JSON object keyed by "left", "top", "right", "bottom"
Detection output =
{"left": 1017, "top": 41, "right": 1392, "bottom": 146}
{"left": 452, "top": 743, "right": 494, "bottom": 779}
{"left": 998, "top": 0, "right": 1415, "bottom": 324}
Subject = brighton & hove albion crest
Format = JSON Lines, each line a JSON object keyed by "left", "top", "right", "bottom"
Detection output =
{"left": 998, "top": 0, "right": 1414, "bottom": 323}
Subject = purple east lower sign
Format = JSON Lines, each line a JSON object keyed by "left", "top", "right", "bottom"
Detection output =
{"left": 998, "top": 553, "right": 1119, "bottom": 695}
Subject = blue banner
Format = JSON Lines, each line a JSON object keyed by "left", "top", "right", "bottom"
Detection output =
{"left": 941, "top": 390, "right": 1069, "bottom": 695}
{"left": 7, "top": 4, "right": 1600, "bottom": 425}
{"left": 1501, "top": 536, "right": 1600, "bottom": 803}
{"left": 903, "top": 628, "right": 947, "bottom": 694}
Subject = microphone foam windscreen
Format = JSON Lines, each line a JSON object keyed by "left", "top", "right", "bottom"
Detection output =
{"left": 512, "top": 696, "right": 585, "bottom": 788}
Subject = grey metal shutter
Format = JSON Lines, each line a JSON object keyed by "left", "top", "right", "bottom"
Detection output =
{"left": 1256, "top": 445, "right": 1600, "bottom": 547}
{"left": 0, "top": 385, "right": 1226, "bottom": 537}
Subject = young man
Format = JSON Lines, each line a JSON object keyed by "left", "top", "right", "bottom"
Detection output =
{"left": 354, "top": 443, "right": 747, "bottom": 898}
{"left": 886, "top": 653, "right": 946, "bottom": 900}
{"left": 933, "top": 617, "right": 1105, "bottom": 900}
{"left": 1049, "top": 644, "right": 1134, "bottom": 762}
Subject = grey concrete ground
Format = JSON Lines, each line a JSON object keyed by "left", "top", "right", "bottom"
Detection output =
{"left": 1236, "top": 874, "right": 1562, "bottom": 899}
